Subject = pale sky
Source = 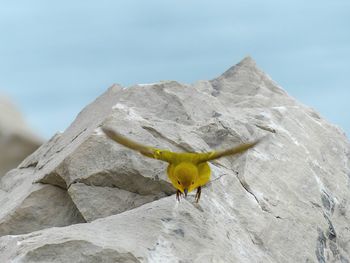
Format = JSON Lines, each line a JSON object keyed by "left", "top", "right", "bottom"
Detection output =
{"left": 0, "top": 0, "right": 349, "bottom": 138}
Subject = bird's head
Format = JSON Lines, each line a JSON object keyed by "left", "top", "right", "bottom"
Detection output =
{"left": 173, "top": 162, "right": 198, "bottom": 196}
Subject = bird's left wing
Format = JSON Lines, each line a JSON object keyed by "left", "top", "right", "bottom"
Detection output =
{"left": 195, "top": 137, "right": 264, "bottom": 163}
{"left": 102, "top": 126, "right": 172, "bottom": 162}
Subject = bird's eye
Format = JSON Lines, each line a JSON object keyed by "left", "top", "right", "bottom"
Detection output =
{"left": 177, "top": 180, "right": 181, "bottom": 185}
{"left": 192, "top": 181, "right": 194, "bottom": 185}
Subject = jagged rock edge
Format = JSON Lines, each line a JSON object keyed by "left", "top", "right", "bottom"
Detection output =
{"left": 0, "top": 182, "right": 87, "bottom": 236}
{"left": 69, "top": 169, "right": 174, "bottom": 195}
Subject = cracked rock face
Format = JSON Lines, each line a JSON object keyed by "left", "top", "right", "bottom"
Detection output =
{"left": 0, "top": 57, "right": 350, "bottom": 262}
{"left": 0, "top": 96, "right": 42, "bottom": 178}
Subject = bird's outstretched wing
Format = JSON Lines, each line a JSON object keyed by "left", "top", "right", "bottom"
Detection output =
{"left": 195, "top": 138, "right": 263, "bottom": 163}
{"left": 102, "top": 126, "right": 172, "bottom": 162}
{"left": 103, "top": 126, "right": 265, "bottom": 164}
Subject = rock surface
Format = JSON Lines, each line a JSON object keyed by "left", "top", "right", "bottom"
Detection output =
{"left": 0, "top": 96, "right": 42, "bottom": 178}
{"left": 0, "top": 57, "right": 349, "bottom": 262}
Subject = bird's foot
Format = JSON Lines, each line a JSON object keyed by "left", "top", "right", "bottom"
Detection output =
{"left": 176, "top": 190, "right": 183, "bottom": 202}
{"left": 195, "top": 186, "right": 202, "bottom": 203}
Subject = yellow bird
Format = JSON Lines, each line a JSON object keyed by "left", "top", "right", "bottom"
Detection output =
{"left": 102, "top": 127, "right": 262, "bottom": 202}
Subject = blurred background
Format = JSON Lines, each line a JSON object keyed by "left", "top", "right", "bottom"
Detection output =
{"left": 0, "top": 0, "right": 349, "bottom": 140}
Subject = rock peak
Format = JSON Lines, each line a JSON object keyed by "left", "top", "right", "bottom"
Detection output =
{"left": 237, "top": 56, "right": 257, "bottom": 67}
{"left": 209, "top": 56, "right": 288, "bottom": 99}
{"left": 218, "top": 56, "right": 259, "bottom": 80}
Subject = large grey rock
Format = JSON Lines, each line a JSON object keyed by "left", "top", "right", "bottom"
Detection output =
{"left": 0, "top": 96, "right": 42, "bottom": 178}
{"left": 0, "top": 57, "right": 349, "bottom": 262}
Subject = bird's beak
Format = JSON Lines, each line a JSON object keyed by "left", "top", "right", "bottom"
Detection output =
{"left": 184, "top": 188, "right": 188, "bottom": 197}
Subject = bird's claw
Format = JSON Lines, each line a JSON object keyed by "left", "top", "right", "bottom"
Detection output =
{"left": 195, "top": 186, "right": 201, "bottom": 203}
{"left": 176, "top": 190, "right": 183, "bottom": 202}
{"left": 176, "top": 187, "right": 202, "bottom": 202}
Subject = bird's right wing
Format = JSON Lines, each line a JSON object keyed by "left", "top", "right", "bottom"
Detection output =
{"left": 102, "top": 126, "right": 173, "bottom": 162}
